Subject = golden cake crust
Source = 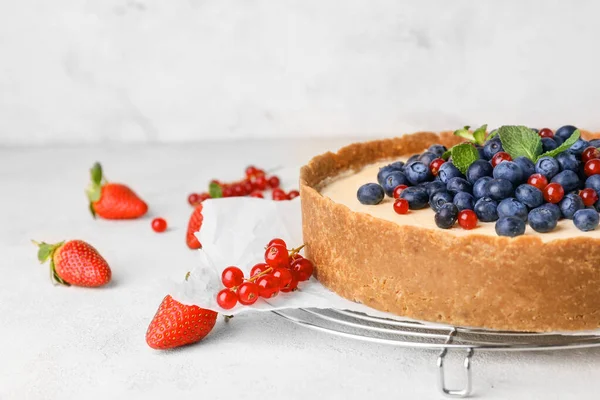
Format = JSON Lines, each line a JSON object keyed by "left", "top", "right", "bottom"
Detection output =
{"left": 300, "top": 131, "right": 600, "bottom": 332}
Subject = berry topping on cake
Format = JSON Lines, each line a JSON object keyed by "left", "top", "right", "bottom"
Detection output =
{"left": 429, "top": 158, "right": 445, "bottom": 176}
{"left": 357, "top": 183, "right": 385, "bottom": 205}
{"left": 392, "top": 184, "right": 408, "bottom": 199}
{"left": 497, "top": 198, "right": 528, "bottom": 221}
{"left": 495, "top": 217, "right": 526, "bottom": 237}
{"left": 573, "top": 209, "right": 600, "bottom": 231}
{"left": 491, "top": 151, "right": 512, "bottom": 167}
{"left": 559, "top": 193, "right": 584, "bottom": 219}
{"left": 543, "top": 182, "right": 565, "bottom": 204}
{"left": 528, "top": 207, "right": 558, "bottom": 233}
{"left": 434, "top": 203, "right": 459, "bottom": 229}
{"left": 527, "top": 173, "right": 548, "bottom": 190}
{"left": 457, "top": 209, "right": 478, "bottom": 230}
{"left": 515, "top": 184, "right": 544, "bottom": 209}
{"left": 474, "top": 197, "right": 499, "bottom": 222}
{"left": 393, "top": 198, "right": 409, "bottom": 214}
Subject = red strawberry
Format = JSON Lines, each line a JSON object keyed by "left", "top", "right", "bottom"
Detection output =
{"left": 33, "top": 240, "right": 112, "bottom": 287}
{"left": 186, "top": 204, "right": 203, "bottom": 249}
{"left": 86, "top": 162, "right": 148, "bottom": 219}
{"left": 146, "top": 295, "right": 218, "bottom": 349}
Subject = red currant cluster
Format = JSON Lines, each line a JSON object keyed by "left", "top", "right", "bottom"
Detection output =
{"left": 187, "top": 165, "right": 299, "bottom": 206}
{"left": 216, "top": 238, "right": 314, "bottom": 309}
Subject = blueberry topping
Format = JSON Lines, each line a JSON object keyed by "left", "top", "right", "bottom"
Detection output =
{"left": 528, "top": 207, "right": 558, "bottom": 233}
{"left": 473, "top": 176, "right": 492, "bottom": 199}
{"left": 357, "top": 183, "right": 385, "bottom": 205}
{"left": 573, "top": 209, "right": 600, "bottom": 231}
{"left": 382, "top": 171, "right": 410, "bottom": 197}
{"left": 585, "top": 174, "right": 600, "bottom": 195}
{"left": 427, "top": 144, "right": 447, "bottom": 157}
{"left": 404, "top": 161, "right": 432, "bottom": 185}
{"left": 400, "top": 186, "right": 429, "bottom": 210}
{"left": 474, "top": 197, "right": 499, "bottom": 222}
{"left": 556, "top": 152, "right": 580, "bottom": 172}
{"left": 559, "top": 193, "right": 584, "bottom": 219}
{"left": 483, "top": 139, "right": 503, "bottom": 160}
{"left": 429, "top": 191, "right": 454, "bottom": 212}
{"left": 541, "top": 137, "right": 558, "bottom": 152}
{"left": 446, "top": 177, "right": 473, "bottom": 195}
{"left": 438, "top": 162, "right": 463, "bottom": 184}
{"left": 497, "top": 198, "right": 528, "bottom": 221}
{"left": 453, "top": 192, "right": 475, "bottom": 211}
{"left": 426, "top": 180, "right": 447, "bottom": 197}
{"left": 418, "top": 152, "right": 438, "bottom": 167}
{"left": 377, "top": 162, "right": 404, "bottom": 186}
{"left": 589, "top": 139, "right": 600, "bottom": 148}
{"left": 495, "top": 217, "right": 526, "bottom": 237}
{"left": 493, "top": 161, "right": 524, "bottom": 186}
{"left": 434, "top": 203, "right": 459, "bottom": 229}
{"left": 485, "top": 178, "right": 514, "bottom": 201}
{"left": 466, "top": 160, "right": 493, "bottom": 184}
{"left": 407, "top": 154, "right": 420, "bottom": 164}
{"left": 568, "top": 138, "right": 589, "bottom": 157}
{"left": 515, "top": 184, "right": 544, "bottom": 209}
{"left": 550, "top": 170, "right": 580, "bottom": 193}
{"left": 513, "top": 157, "right": 536, "bottom": 179}
{"left": 539, "top": 203, "right": 562, "bottom": 220}
{"left": 555, "top": 125, "right": 578, "bottom": 142}
{"left": 535, "top": 156, "right": 560, "bottom": 179}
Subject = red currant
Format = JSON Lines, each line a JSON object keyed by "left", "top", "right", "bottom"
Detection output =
{"left": 216, "top": 289, "right": 237, "bottom": 309}
{"left": 237, "top": 282, "right": 259, "bottom": 305}
{"left": 187, "top": 193, "right": 200, "bottom": 206}
{"left": 256, "top": 274, "right": 280, "bottom": 298}
{"left": 264, "top": 245, "right": 289, "bottom": 268}
{"left": 287, "top": 190, "right": 300, "bottom": 200}
{"left": 198, "top": 192, "right": 211, "bottom": 202}
{"left": 272, "top": 188, "right": 287, "bottom": 201}
{"left": 222, "top": 186, "right": 233, "bottom": 197}
{"left": 582, "top": 146, "right": 600, "bottom": 163}
{"left": 221, "top": 266, "right": 244, "bottom": 288}
{"left": 528, "top": 173, "right": 548, "bottom": 190}
{"left": 151, "top": 218, "right": 168, "bottom": 233}
{"left": 458, "top": 209, "right": 477, "bottom": 230}
{"left": 268, "top": 176, "right": 281, "bottom": 188}
{"left": 245, "top": 165, "right": 257, "bottom": 177}
{"left": 232, "top": 184, "right": 245, "bottom": 197}
{"left": 242, "top": 180, "right": 253, "bottom": 195}
{"left": 538, "top": 128, "right": 554, "bottom": 138}
{"left": 272, "top": 267, "right": 293, "bottom": 290}
{"left": 585, "top": 159, "right": 600, "bottom": 177}
{"left": 291, "top": 258, "right": 314, "bottom": 281}
{"left": 254, "top": 169, "right": 266, "bottom": 178}
{"left": 268, "top": 238, "right": 287, "bottom": 248}
{"left": 580, "top": 188, "right": 599, "bottom": 206}
{"left": 280, "top": 272, "right": 298, "bottom": 293}
{"left": 393, "top": 198, "right": 409, "bottom": 214}
{"left": 250, "top": 191, "right": 264, "bottom": 198}
{"left": 289, "top": 253, "right": 304, "bottom": 264}
{"left": 254, "top": 175, "right": 268, "bottom": 190}
{"left": 491, "top": 152, "right": 512, "bottom": 167}
{"left": 250, "top": 262, "right": 270, "bottom": 277}
{"left": 392, "top": 185, "right": 408, "bottom": 199}
{"left": 429, "top": 158, "right": 446, "bottom": 176}
{"left": 543, "top": 183, "right": 565, "bottom": 204}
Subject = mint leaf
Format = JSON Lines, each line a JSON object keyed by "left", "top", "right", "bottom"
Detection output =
{"left": 487, "top": 129, "right": 499, "bottom": 141}
{"left": 453, "top": 126, "right": 474, "bottom": 141}
{"left": 441, "top": 150, "right": 451, "bottom": 160}
{"left": 209, "top": 182, "right": 223, "bottom": 198}
{"left": 451, "top": 143, "right": 479, "bottom": 174}
{"left": 498, "top": 125, "right": 542, "bottom": 161}
{"left": 536, "top": 129, "right": 581, "bottom": 161}
{"left": 472, "top": 124, "right": 487, "bottom": 145}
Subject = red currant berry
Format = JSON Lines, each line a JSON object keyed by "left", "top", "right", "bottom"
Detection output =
{"left": 222, "top": 186, "right": 233, "bottom": 197}
{"left": 528, "top": 173, "right": 548, "bottom": 190}
{"left": 538, "top": 128, "right": 554, "bottom": 138}
{"left": 289, "top": 253, "right": 304, "bottom": 264}
{"left": 242, "top": 180, "right": 253, "bottom": 195}
{"left": 221, "top": 266, "right": 244, "bottom": 288}
{"left": 291, "top": 258, "right": 314, "bottom": 281}
{"left": 151, "top": 217, "right": 168, "bottom": 233}
{"left": 458, "top": 209, "right": 478, "bottom": 230}
{"left": 245, "top": 165, "right": 257, "bottom": 177}
{"left": 393, "top": 185, "right": 408, "bottom": 199}
{"left": 287, "top": 190, "right": 300, "bottom": 200}
{"left": 209, "top": 179, "right": 221, "bottom": 186}
{"left": 272, "top": 267, "right": 293, "bottom": 290}
{"left": 268, "top": 238, "right": 287, "bottom": 248}
{"left": 254, "top": 169, "right": 266, "bottom": 178}
{"left": 250, "top": 191, "right": 264, "bottom": 198}
{"left": 187, "top": 193, "right": 200, "bottom": 206}
{"left": 272, "top": 188, "right": 287, "bottom": 201}
{"left": 257, "top": 274, "right": 280, "bottom": 298}
{"left": 543, "top": 183, "right": 565, "bottom": 204}
{"left": 429, "top": 158, "right": 446, "bottom": 176}
{"left": 268, "top": 176, "right": 281, "bottom": 188}
{"left": 250, "top": 262, "right": 270, "bottom": 277}
{"left": 585, "top": 159, "right": 600, "bottom": 177}
{"left": 264, "top": 245, "right": 290, "bottom": 268}
{"left": 254, "top": 175, "right": 268, "bottom": 190}
{"left": 491, "top": 152, "right": 512, "bottom": 167}
{"left": 232, "top": 184, "right": 245, "bottom": 197}
{"left": 198, "top": 192, "right": 211, "bottom": 202}
{"left": 280, "top": 272, "right": 299, "bottom": 293}
{"left": 393, "top": 198, "right": 409, "bottom": 214}
{"left": 582, "top": 146, "right": 600, "bottom": 164}
{"left": 237, "top": 282, "right": 259, "bottom": 305}
{"left": 216, "top": 289, "right": 238, "bottom": 309}
{"left": 580, "top": 188, "right": 599, "bottom": 206}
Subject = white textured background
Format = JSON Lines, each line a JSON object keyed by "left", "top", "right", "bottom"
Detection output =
{"left": 2, "top": 0, "right": 600, "bottom": 145}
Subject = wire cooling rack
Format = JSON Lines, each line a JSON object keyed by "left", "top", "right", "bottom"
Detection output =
{"left": 272, "top": 308, "right": 600, "bottom": 398}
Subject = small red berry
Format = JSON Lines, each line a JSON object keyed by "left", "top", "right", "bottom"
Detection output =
{"left": 543, "top": 183, "right": 565, "bottom": 204}
{"left": 232, "top": 184, "right": 245, "bottom": 197}
{"left": 268, "top": 238, "right": 287, "bottom": 248}
{"left": 254, "top": 169, "right": 266, "bottom": 178}
{"left": 491, "top": 152, "right": 512, "bottom": 167}
{"left": 254, "top": 175, "right": 268, "bottom": 190}
{"left": 458, "top": 209, "right": 478, "bottom": 230}
{"left": 187, "top": 193, "right": 200, "bottom": 206}
{"left": 198, "top": 192, "right": 211, "bottom": 202}
{"left": 272, "top": 188, "right": 287, "bottom": 201}
{"left": 538, "top": 128, "right": 554, "bottom": 138}
{"left": 250, "top": 262, "right": 270, "bottom": 277}
{"left": 151, "top": 218, "right": 168, "bottom": 233}
{"left": 242, "top": 180, "right": 253, "bottom": 195}
{"left": 221, "top": 266, "right": 244, "bottom": 288}
{"left": 528, "top": 173, "right": 548, "bottom": 190}
{"left": 272, "top": 268, "right": 293, "bottom": 290}
{"left": 429, "top": 158, "right": 446, "bottom": 176}
{"left": 291, "top": 258, "right": 314, "bottom": 281}
{"left": 222, "top": 186, "right": 233, "bottom": 197}
{"left": 264, "top": 245, "right": 289, "bottom": 268}
{"left": 582, "top": 146, "right": 600, "bottom": 164}
{"left": 210, "top": 179, "right": 221, "bottom": 186}
{"left": 257, "top": 274, "right": 280, "bottom": 298}
{"left": 268, "top": 176, "right": 281, "bottom": 188}
{"left": 393, "top": 185, "right": 408, "bottom": 199}
{"left": 289, "top": 253, "right": 304, "bottom": 264}
{"left": 393, "top": 198, "right": 409, "bottom": 214}
{"left": 216, "top": 289, "right": 237, "bottom": 309}
{"left": 287, "top": 190, "right": 300, "bottom": 200}
{"left": 250, "top": 191, "right": 264, "bottom": 198}
{"left": 585, "top": 159, "right": 600, "bottom": 177}
{"left": 237, "top": 282, "right": 259, "bottom": 305}
{"left": 580, "top": 188, "right": 599, "bottom": 206}
{"left": 280, "top": 272, "right": 299, "bottom": 293}
{"left": 245, "top": 165, "right": 257, "bottom": 177}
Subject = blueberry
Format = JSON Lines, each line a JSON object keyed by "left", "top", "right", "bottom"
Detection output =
{"left": 438, "top": 162, "right": 464, "bottom": 184}
{"left": 428, "top": 144, "right": 447, "bottom": 157}
{"left": 497, "top": 198, "right": 528, "bottom": 221}
{"left": 466, "top": 160, "right": 493, "bottom": 184}
{"left": 404, "top": 161, "right": 432, "bottom": 185}
{"left": 446, "top": 177, "right": 473, "bottom": 195}
{"left": 493, "top": 161, "right": 524, "bottom": 186}
{"left": 559, "top": 193, "right": 584, "bottom": 219}
{"left": 435, "top": 203, "right": 459, "bottom": 229}
{"left": 589, "top": 139, "right": 600, "bottom": 148}
{"left": 400, "top": 186, "right": 429, "bottom": 209}
{"left": 418, "top": 152, "right": 438, "bottom": 167}
{"left": 485, "top": 178, "right": 514, "bottom": 201}
{"left": 539, "top": 203, "right": 562, "bottom": 220}
{"left": 514, "top": 184, "right": 544, "bottom": 208}
{"left": 377, "top": 162, "right": 404, "bottom": 186}
{"left": 426, "top": 180, "right": 447, "bottom": 197}
{"left": 551, "top": 170, "right": 580, "bottom": 193}
{"left": 586, "top": 175, "right": 600, "bottom": 194}
{"left": 556, "top": 152, "right": 580, "bottom": 172}
{"left": 382, "top": 171, "right": 410, "bottom": 197}
{"left": 474, "top": 197, "right": 499, "bottom": 222}
{"left": 357, "top": 183, "right": 385, "bottom": 205}
{"left": 473, "top": 176, "right": 492, "bottom": 199}
{"left": 483, "top": 139, "right": 503, "bottom": 160}
{"left": 554, "top": 135, "right": 564, "bottom": 146}
{"left": 595, "top": 198, "right": 600, "bottom": 212}
{"left": 453, "top": 192, "right": 475, "bottom": 211}
{"left": 555, "top": 125, "right": 578, "bottom": 142}
{"left": 541, "top": 137, "right": 558, "bottom": 152}
{"left": 568, "top": 138, "right": 589, "bottom": 157}
{"left": 528, "top": 207, "right": 558, "bottom": 233}
{"left": 495, "top": 217, "right": 526, "bottom": 237}
{"left": 407, "top": 154, "right": 420, "bottom": 164}
{"left": 573, "top": 209, "right": 599, "bottom": 231}
{"left": 535, "top": 156, "right": 560, "bottom": 179}
{"left": 514, "top": 157, "right": 536, "bottom": 179}
{"left": 476, "top": 145, "right": 486, "bottom": 160}
{"left": 429, "top": 191, "right": 454, "bottom": 212}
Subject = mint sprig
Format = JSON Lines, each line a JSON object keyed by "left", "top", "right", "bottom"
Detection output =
{"left": 535, "top": 129, "right": 581, "bottom": 161}
{"left": 449, "top": 143, "right": 479, "bottom": 174}
{"left": 497, "top": 126, "right": 542, "bottom": 161}
{"left": 453, "top": 124, "right": 487, "bottom": 145}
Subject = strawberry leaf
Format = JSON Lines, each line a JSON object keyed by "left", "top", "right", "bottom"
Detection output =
{"left": 37, "top": 243, "right": 53, "bottom": 263}
{"left": 90, "top": 162, "right": 103, "bottom": 186}
{"left": 209, "top": 182, "right": 223, "bottom": 198}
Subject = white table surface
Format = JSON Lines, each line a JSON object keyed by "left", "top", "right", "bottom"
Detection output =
{"left": 1, "top": 139, "right": 599, "bottom": 400}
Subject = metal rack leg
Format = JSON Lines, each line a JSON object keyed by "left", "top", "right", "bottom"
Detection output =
{"left": 437, "top": 328, "right": 474, "bottom": 398}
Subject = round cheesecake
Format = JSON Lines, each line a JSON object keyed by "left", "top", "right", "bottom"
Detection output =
{"left": 299, "top": 131, "right": 600, "bottom": 332}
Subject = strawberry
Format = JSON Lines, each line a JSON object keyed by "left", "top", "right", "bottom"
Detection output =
{"left": 33, "top": 240, "right": 112, "bottom": 287}
{"left": 86, "top": 162, "right": 148, "bottom": 219}
{"left": 186, "top": 204, "right": 203, "bottom": 249}
{"left": 146, "top": 295, "right": 218, "bottom": 349}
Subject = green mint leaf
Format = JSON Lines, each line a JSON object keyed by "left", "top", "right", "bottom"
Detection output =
{"left": 441, "top": 150, "right": 451, "bottom": 160}
{"left": 498, "top": 125, "right": 542, "bottom": 161}
{"left": 90, "top": 162, "right": 103, "bottom": 186}
{"left": 209, "top": 182, "right": 223, "bottom": 198}
{"left": 536, "top": 129, "right": 581, "bottom": 161}
{"left": 486, "top": 129, "right": 499, "bottom": 141}
{"left": 453, "top": 126, "right": 474, "bottom": 141}
{"left": 472, "top": 124, "right": 487, "bottom": 145}
{"left": 450, "top": 143, "right": 480, "bottom": 174}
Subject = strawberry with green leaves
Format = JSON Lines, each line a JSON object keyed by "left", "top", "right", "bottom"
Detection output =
{"left": 33, "top": 240, "right": 112, "bottom": 287}
{"left": 86, "top": 162, "right": 148, "bottom": 219}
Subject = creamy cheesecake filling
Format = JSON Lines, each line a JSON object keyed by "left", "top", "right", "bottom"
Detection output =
{"left": 320, "top": 158, "right": 600, "bottom": 242}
